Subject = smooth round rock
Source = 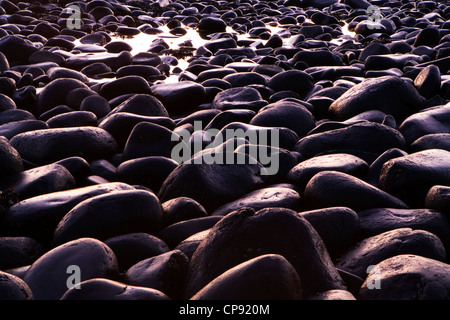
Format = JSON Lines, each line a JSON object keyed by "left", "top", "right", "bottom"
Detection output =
{"left": 2, "top": 183, "right": 135, "bottom": 244}
{"left": 287, "top": 153, "right": 369, "bottom": 191}
{"left": 125, "top": 250, "right": 189, "bottom": 299}
{"left": 309, "top": 289, "right": 356, "bottom": 300}
{"left": 99, "top": 76, "right": 151, "bottom": 101}
{"left": 425, "top": 185, "right": 450, "bottom": 214}
{"left": 410, "top": 133, "right": 450, "bottom": 152}
{"left": 303, "top": 171, "right": 408, "bottom": 211}
{"left": 211, "top": 187, "right": 301, "bottom": 217}
{"left": 0, "top": 237, "right": 44, "bottom": 270}
{"left": 360, "top": 254, "right": 450, "bottom": 300}
{"left": 184, "top": 207, "right": 345, "bottom": 299}
{"left": 46, "top": 111, "right": 97, "bottom": 128}
{"left": 23, "top": 237, "right": 119, "bottom": 300}
{"left": 300, "top": 207, "right": 360, "bottom": 259}
{"left": 192, "top": 254, "right": 302, "bottom": 300}
{"left": 60, "top": 278, "right": 170, "bottom": 300}
{"left": 0, "top": 270, "right": 34, "bottom": 300}
{"left": 414, "top": 65, "right": 441, "bottom": 99}
{"left": 104, "top": 233, "right": 169, "bottom": 272}
{"left": 161, "top": 196, "right": 208, "bottom": 226}
{"left": 10, "top": 127, "right": 118, "bottom": 165}
{"left": 337, "top": 227, "right": 446, "bottom": 279}
{"left": 329, "top": 76, "right": 424, "bottom": 122}
{"left": 108, "top": 93, "right": 169, "bottom": 118}
{"left": 379, "top": 149, "right": 450, "bottom": 207}
{"left": 53, "top": 189, "right": 164, "bottom": 245}
{"left": 0, "top": 138, "right": 23, "bottom": 178}
{"left": 267, "top": 70, "right": 314, "bottom": 99}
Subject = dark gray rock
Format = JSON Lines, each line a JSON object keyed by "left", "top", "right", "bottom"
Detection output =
{"left": 300, "top": 207, "right": 360, "bottom": 258}
{"left": 287, "top": 153, "right": 369, "bottom": 191}
{"left": 192, "top": 254, "right": 303, "bottom": 300}
{"left": 46, "top": 111, "right": 97, "bottom": 128}
{"left": 10, "top": 127, "right": 118, "bottom": 165}
{"left": 414, "top": 65, "right": 441, "bottom": 99}
{"left": 267, "top": 70, "right": 314, "bottom": 99}
{"left": 303, "top": 171, "right": 408, "bottom": 211}
{"left": 336, "top": 228, "right": 446, "bottom": 278}
{"left": 410, "top": 133, "right": 450, "bottom": 152}
{"left": 0, "top": 237, "right": 44, "bottom": 270}
{"left": 367, "top": 148, "right": 408, "bottom": 187}
{"left": 0, "top": 138, "right": 23, "bottom": 179}
{"left": 0, "top": 120, "right": 49, "bottom": 140}
{"left": 360, "top": 254, "right": 450, "bottom": 300}
{"left": 425, "top": 185, "right": 450, "bottom": 214}
{"left": 60, "top": 278, "right": 170, "bottom": 300}
{"left": 104, "top": 233, "right": 169, "bottom": 272}
{"left": 184, "top": 207, "right": 345, "bottom": 299}
{"left": 329, "top": 76, "right": 423, "bottom": 122}
{"left": 295, "top": 122, "right": 406, "bottom": 159}
{"left": 53, "top": 189, "right": 164, "bottom": 245}
{"left": 0, "top": 35, "right": 38, "bottom": 66}
{"left": 0, "top": 163, "right": 75, "bottom": 201}
{"left": 161, "top": 197, "right": 208, "bottom": 226}
{"left": 2, "top": 183, "right": 135, "bottom": 244}
{"left": 0, "top": 93, "right": 16, "bottom": 112}
{"left": 212, "top": 186, "right": 300, "bottom": 217}
{"left": 0, "top": 270, "right": 34, "bottom": 300}
{"left": 125, "top": 250, "right": 189, "bottom": 299}
{"left": 379, "top": 149, "right": 450, "bottom": 207}
{"left": 309, "top": 289, "right": 356, "bottom": 300}
{"left": 357, "top": 208, "right": 450, "bottom": 244}
{"left": 23, "top": 237, "right": 119, "bottom": 300}
{"left": 399, "top": 105, "right": 450, "bottom": 145}
{"left": 99, "top": 76, "right": 151, "bottom": 101}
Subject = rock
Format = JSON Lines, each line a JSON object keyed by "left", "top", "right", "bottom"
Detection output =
{"left": 249, "top": 100, "right": 315, "bottom": 138}
{"left": 23, "top": 238, "right": 119, "bottom": 300}
{"left": 336, "top": 228, "right": 446, "bottom": 279}
{"left": 99, "top": 76, "right": 151, "bottom": 101}
{"left": 0, "top": 237, "right": 44, "bottom": 270}
{"left": 47, "top": 67, "right": 88, "bottom": 83}
{"left": 211, "top": 87, "right": 267, "bottom": 112}
{"left": 198, "top": 17, "right": 226, "bottom": 36}
{"left": 122, "top": 122, "right": 186, "bottom": 162}
{"left": 125, "top": 250, "right": 189, "bottom": 299}
{"left": 10, "top": 127, "right": 118, "bottom": 165}
{"left": 99, "top": 112, "right": 174, "bottom": 149}
{"left": 108, "top": 94, "right": 169, "bottom": 118}
{"left": 61, "top": 278, "right": 170, "bottom": 300}
{"left": 367, "top": 148, "right": 408, "bottom": 187}
{"left": 414, "top": 65, "right": 441, "bottom": 99}
{"left": 300, "top": 207, "right": 360, "bottom": 258}
{"left": 267, "top": 70, "right": 314, "bottom": 99}
{"left": 295, "top": 122, "right": 406, "bottom": 160}
{"left": 46, "top": 111, "right": 97, "bottom": 128}
{"left": 211, "top": 187, "right": 301, "bottom": 217}
{"left": 303, "top": 171, "right": 408, "bottom": 211}
{"left": 158, "top": 153, "right": 264, "bottom": 212}
{"left": 0, "top": 271, "right": 33, "bottom": 300}
{"left": 150, "top": 81, "right": 206, "bottom": 116}
{"left": 360, "top": 254, "right": 450, "bottom": 300}
{"left": 0, "top": 109, "right": 35, "bottom": 126}
{"left": 36, "top": 78, "right": 90, "bottom": 115}
{"left": 0, "top": 93, "right": 16, "bottom": 112}
{"left": 174, "top": 230, "right": 210, "bottom": 260}
{"left": 329, "top": 76, "right": 423, "bottom": 122}
{"left": 53, "top": 189, "right": 164, "bottom": 245}
{"left": 425, "top": 185, "right": 450, "bottom": 214}
{"left": 192, "top": 254, "right": 302, "bottom": 300}
{"left": 287, "top": 153, "right": 369, "bottom": 191}
{"left": 410, "top": 133, "right": 450, "bottom": 152}
{"left": 0, "top": 35, "right": 38, "bottom": 66}
{"left": 399, "top": 105, "right": 450, "bottom": 145}
{"left": 204, "top": 109, "right": 255, "bottom": 131}
{"left": 184, "top": 207, "right": 345, "bottom": 299}
{"left": 158, "top": 216, "right": 222, "bottom": 249}
{"left": 2, "top": 183, "right": 135, "bottom": 244}
{"left": 414, "top": 27, "right": 441, "bottom": 47}
{"left": 379, "top": 149, "right": 450, "bottom": 207}
{"left": 80, "top": 95, "right": 111, "bottom": 119}
{"left": 293, "top": 50, "right": 344, "bottom": 68}
{"left": 0, "top": 138, "right": 23, "bottom": 179}
{"left": 0, "top": 120, "right": 49, "bottom": 140}
{"left": 222, "top": 72, "right": 268, "bottom": 87}
{"left": 161, "top": 197, "right": 208, "bottom": 226}
{"left": 0, "top": 163, "right": 75, "bottom": 201}
{"left": 309, "top": 289, "right": 356, "bottom": 300}
{"left": 357, "top": 208, "right": 450, "bottom": 245}
{"left": 104, "top": 233, "right": 169, "bottom": 272}
{"left": 116, "top": 156, "right": 179, "bottom": 193}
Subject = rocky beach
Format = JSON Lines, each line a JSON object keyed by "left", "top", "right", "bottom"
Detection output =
{"left": 0, "top": 0, "right": 450, "bottom": 301}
